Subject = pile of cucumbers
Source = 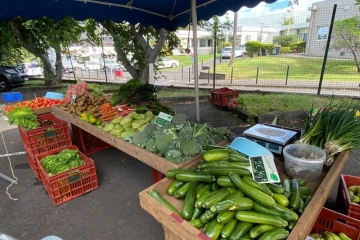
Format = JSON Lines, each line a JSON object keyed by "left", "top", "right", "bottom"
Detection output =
{"left": 309, "top": 232, "right": 352, "bottom": 240}
{"left": 149, "top": 146, "right": 315, "bottom": 240}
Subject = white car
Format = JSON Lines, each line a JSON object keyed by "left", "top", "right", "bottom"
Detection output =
{"left": 157, "top": 57, "right": 179, "bottom": 68}
{"left": 20, "top": 62, "right": 42, "bottom": 77}
{"left": 221, "top": 46, "right": 245, "bottom": 59}
{"left": 83, "top": 61, "right": 101, "bottom": 71}
{"left": 100, "top": 59, "right": 125, "bottom": 71}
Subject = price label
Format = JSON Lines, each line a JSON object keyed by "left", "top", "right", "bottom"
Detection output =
{"left": 71, "top": 94, "right": 77, "bottom": 104}
{"left": 249, "top": 155, "right": 280, "bottom": 184}
{"left": 155, "top": 112, "right": 173, "bottom": 127}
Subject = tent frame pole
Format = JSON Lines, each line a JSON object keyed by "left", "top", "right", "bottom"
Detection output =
{"left": 191, "top": 0, "right": 200, "bottom": 122}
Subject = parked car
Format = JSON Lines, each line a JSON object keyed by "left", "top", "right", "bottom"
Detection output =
{"left": 82, "top": 61, "right": 101, "bottom": 71}
{"left": 221, "top": 46, "right": 245, "bottom": 59}
{"left": 20, "top": 62, "right": 42, "bottom": 77}
{"left": 0, "top": 65, "right": 28, "bottom": 92}
{"left": 156, "top": 57, "right": 179, "bottom": 68}
{"left": 100, "top": 59, "right": 125, "bottom": 71}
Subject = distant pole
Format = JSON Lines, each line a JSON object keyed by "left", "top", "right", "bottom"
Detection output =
{"left": 231, "top": 67, "right": 234, "bottom": 84}
{"left": 101, "top": 37, "right": 108, "bottom": 83}
{"left": 213, "top": 31, "right": 217, "bottom": 89}
{"left": 285, "top": 65, "right": 290, "bottom": 85}
{"left": 182, "top": 64, "right": 184, "bottom": 79}
{"left": 256, "top": 66, "right": 259, "bottom": 84}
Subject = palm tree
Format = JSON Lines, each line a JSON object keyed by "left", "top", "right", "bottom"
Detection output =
{"left": 282, "top": 17, "right": 294, "bottom": 36}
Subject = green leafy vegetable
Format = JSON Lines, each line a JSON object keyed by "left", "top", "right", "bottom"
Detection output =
{"left": 8, "top": 107, "right": 39, "bottom": 130}
{"left": 88, "top": 83, "right": 104, "bottom": 96}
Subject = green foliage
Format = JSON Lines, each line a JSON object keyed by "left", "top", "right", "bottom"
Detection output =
{"left": 88, "top": 83, "right": 104, "bottom": 96}
{"left": 262, "top": 43, "right": 275, "bottom": 56}
{"left": 292, "top": 41, "right": 306, "bottom": 53}
{"left": 8, "top": 107, "right": 39, "bottom": 130}
{"left": 273, "top": 35, "right": 297, "bottom": 47}
{"left": 280, "top": 46, "right": 293, "bottom": 53}
{"left": 223, "top": 42, "right": 232, "bottom": 47}
{"left": 245, "top": 41, "right": 262, "bottom": 57}
{"left": 40, "top": 149, "right": 84, "bottom": 176}
{"left": 281, "top": 17, "right": 295, "bottom": 26}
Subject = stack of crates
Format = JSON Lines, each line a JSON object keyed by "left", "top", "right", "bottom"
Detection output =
{"left": 210, "top": 88, "right": 239, "bottom": 107}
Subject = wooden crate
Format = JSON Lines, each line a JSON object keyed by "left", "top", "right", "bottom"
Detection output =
{"left": 52, "top": 107, "right": 225, "bottom": 174}
{"left": 139, "top": 151, "right": 350, "bottom": 240}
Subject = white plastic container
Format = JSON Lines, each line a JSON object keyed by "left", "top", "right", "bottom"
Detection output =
{"left": 283, "top": 144, "right": 326, "bottom": 181}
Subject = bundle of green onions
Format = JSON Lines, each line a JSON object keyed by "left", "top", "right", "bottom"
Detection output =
{"left": 300, "top": 101, "right": 360, "bottom": 166}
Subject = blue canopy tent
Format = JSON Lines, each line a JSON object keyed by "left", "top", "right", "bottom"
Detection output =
{"left": 1, "top": 0, "right": 276, "bottom": 121}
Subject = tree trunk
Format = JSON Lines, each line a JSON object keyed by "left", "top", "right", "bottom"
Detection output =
{"left": 349, "top": 48, "right": 360, "bottom": 73}
{"left": 228, "top": 11, "right": 238, "bottom": 67}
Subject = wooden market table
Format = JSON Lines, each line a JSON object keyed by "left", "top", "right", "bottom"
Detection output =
{"left": 52, "top": 106, "right": 219, "bottom": 174}
{"left": 139, "top": 150, "right": 350, "bottom": 240}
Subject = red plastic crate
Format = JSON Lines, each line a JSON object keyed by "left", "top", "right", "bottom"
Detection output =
{"left": 311, "top": 208, "right": 360, "bottom": 240}
{"left": 337, "top": 174, "right": 360, "bottom": 220}
{"left": 24, "top": 148, "right": 41, "bottom": 181}
{"left": 211, "top": 88, "right": 239, "bottom": 107}
{"left": 37, "top": 145, "right": 99, "bottom": 205}
{"left": 71, "top": 124, "right": 110, "bottom": 156}
{"left": 19, "top": 113, "right": 72, "bottom": 156}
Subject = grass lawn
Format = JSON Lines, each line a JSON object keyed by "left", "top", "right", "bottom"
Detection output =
{"left": 237, "top": 93, "right": 348, "bottom": 116}
{"left": 160, "top": 54, "right": 214, "bottom": 72}
{"left": 215, "top": 55, "right": 360, "bottom": 82}
{"left": 157, "top": 89, "right": 210, "bottom": 98}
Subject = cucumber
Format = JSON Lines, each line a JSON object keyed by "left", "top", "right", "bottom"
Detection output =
{"left": 324, "top": 231, "right": 341, "bottom": 240}
{"left": 202, "top": 167, "right": 251, "bottom": 177}
{"left": 198, "top": 161, "right": 250, "bottom": 169}
{"left": 228, "top": 222, "right": 253, "bottom": 240}
{"left": 205, "top": 145, "right": 227, "bottom": 151}
{"left": 217, "top": 211, "right": 235, "bottom": 224}
{"left": 210, "top": 198, "right": 253, "bottom": 213}
{"left": 190, "top": 207, "right": 204, "bottom": 221}
{"left": 221, "top": 218, "right": 238, "bottom": 238}
{"left": 274, "top": 203, "right": 299, "bottom": 221}
{"left": 204, "top": 218, "right": 224, "bottom": 240}
{"left": 212, "top": 182, "right": 219, "bottom": 191}
{"left": 289, "top": 179, "right": 300, "bottom": 210}
{"left": 196, "top": 188, "right": 229, "bottom": 208}
{"left": 252, "top": 202, "right": 292, "bottom": 222}
{"left": 217, "top": 176, "right": 236, "bottom": 188}
{"left": 196, "top": 184, "right": 212, "bottom": 199}
{"left": 243, "top": 176, "right": 273, "bottom": 196}
{"left": 249, "top": 224, "right": 275, "bottom": 239}
{"left": 229, "top": 154, "right": 249, "bottom": 162}
{"left": 189, "top": 219, "right": 204, "bottom": 229}
{"left": 174, "top": 182, "right": 190, "bottom": 199}
{"left": 166, "top": 180, "right": 180, "bottom": 196}
{"left": 266, "top": 183, "right": 285, "bottom": 194}
{"left": 258, "top": 227, "right": 289, "bottom": 240}
{"left": 202, "top": 188, "right": 232, "bottom": 208}
{"left": 297, "top": 178, "right": 307, "bottom": 187}
{"left": 304, "top": 196, "right": 312, "bottom": 208}
{"left": 227, "top": 148, "right": 247, "bottom": 157}
{"left": 298, "top": 198, "right": 305, "bottom": 213}
{"left": 272, "top": 193, "right": 289, "bottom": 207}
{"left": 148, "top": 189, "right": 180, "bottom": 216}
{"left": 174, "top": 180, "right": 186, "bottom": 189}
{"left": 327, "top": 232, "right": 341, "bottom": 240}
{"left": 203, "top": 149, "right": 230, "bottom": 162}
{"left": 200, "top": 209, "right": 217, "bottom": 224}
{"left": 176, "top": 173, "right": 215, "bottom": 182}
{"left": 240, "top": 233, "right": 251, "bottom": 240}
{"left": 229, "top": 172, "right": 276, "bottom": 208}
{"left": 166, "top": 168, "right": 195, "bottom": 179}
{"left": 287, "top": 220, "right": 296, "bottom": 230}
{"left": 196, "top": 183, "right": 206, "bottom": 193}
{"left": 224, "top": 190, "right": 244, "bottom": 200}
{"left": 300, "top": 186, "right": 311, "bottom": 195}
{"left": 282, "top": 179, "right": 291, "bottom": 198}
{"left": 181, "top": 181, "right": 198, "bottom": 220}
{"left": 338, "top": 232, "right": 352, "bottom": 240}
{"left": 235, "top": 211, "right": 288, "bottom": 227}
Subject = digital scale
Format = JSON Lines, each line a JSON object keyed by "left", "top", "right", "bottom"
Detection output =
{"left": 243, "top": 124, "right": 299, "bottom": 155}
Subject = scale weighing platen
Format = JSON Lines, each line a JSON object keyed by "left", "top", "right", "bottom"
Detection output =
{"left": 243, "top": 124, "right": 298, "bottom": 154}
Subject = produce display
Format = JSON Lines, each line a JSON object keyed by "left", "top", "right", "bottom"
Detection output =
{"left": 347, "top": 185, "right": 360, "bottom": 204}
{"left": 40, "top": 149, "right": 85, "bottom": 176}
{"left": 149, "top": 146, "right": 314, "bottom": 239}
{"left": 309, "top": 232, "right": 352, "bottom": 240}
{"left": 4, "top": 97, "right": 65, "bottom": 112}
{"left": 65, "top": 81, "right": 104, "bottom": 101}
{"left": 8, "top": 106, "right": 40, "bottom": 130}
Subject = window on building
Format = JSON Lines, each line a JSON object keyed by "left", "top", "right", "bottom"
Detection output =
{"left": 200, "top": 39, "right": 207, "bottom": 47}
{"left": 317, "top": 26, "right": 329, "bottom": 41}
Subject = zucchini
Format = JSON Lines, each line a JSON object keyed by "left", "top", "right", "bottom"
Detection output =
{"left": 189, "top": 219, "right": 204, "bottom": 229}
{"left": 206, "top": 145, "right": 227, "bottom": 151}
{"left": 196, "top": 183, "right": 206, "bottom": 193}
{"left": 310, "top": 233, "right": 323, "bottom": 239}
{"left": 324, "top": 231, "right": 341, "bottom": 240}
{"left": 190, "top": 207, "right": 204, "bottom": 221}
{"left": 202, "top": 188, "right": 232, "bottom": 208}
{"left": 304, "top": 196, "right": 312, "bottom": 208}
{"left": 249, "top": 224, "right": 275, "bottom": 239}
{"left": 224, "top": 190, "right": 244, "bottom": 200}
{"left": 217, "top": 176, "right": 236, "bottom": 188}
{"left": 166, "top": 168, "right": 195, "bottom": 179}
{"left": 174, "top": 180, "right": 186, "bottom": 189}
{"left": 252, "top": 202, "right": 292, "bottom": 222}
{"left": 203, "top": 149, "right": 230, "bottom": 162}
{"left": 202, "top": 167, "right": 251, "bottom": 177}
{"left": 229, "top": 172, "right": 276, "bottom": 208}
{"left": 258, "top": 227, "right": 289, "bottom": 240}
{"left": 235, "top": 211, "right": 288, "bottom": 227}
{"left": 200, "top": 209, "right": 217, "bottom": 224}
{"left": 282, "top": 179, "right": 291, "bottom": 198}
{"left": 204, "top": 218, "right": 224, "bottom": 240}
{"left": 196, "top": 188, "right": 229, "bottom": 208}
{"left": 300, "top": 186, "right": 311, "bottom": 195}
{"left": 227, "top": 148, "right": 247, "bottom": 157}
{"left": 181, "top": 181, "right": 198, "bottom": 220}
{"left": 243, "top": 176, "right": 273, "bottom": 196}
{"left": 198, "top": 161, "right": 250, "bottom": 169}
{"left": 274, "top": 203, "right": 299, "bottom": 221}
{"left": 289, "top": 179, "right": 300, "bottom": 210}
{"left": 298, "top": 198, "right": 305, "bottom": 213}
{"left": 228, "top": 222, "right": 253, "bottom": 240}
{"left": 266, "top": 183, "right": 285, "bottom": 194}
{"left": 174, "top": 182, "right": 190, "bottom": 199}
{"left": 210, "top": 198, "right": 253, "bottom": 213}
{"left": 240, "top": 233, "right": 251, "bottom": 240}
{"left": 148, "top": 190, "right": 181, "bottom": 216}
{"left": 212, "top": 182, "right": 219, "bottom": 191}
{"left": 287, "top": 220, "right": 296, "bottom": 230}
{"left": 196, "top": 184, "right": 212, "bottom": 199}
{"left": 217, "top": 211, "right": 235, "bottom": 224}
{"left": 338, "top": 232, "right": 352, "bottom": 240}
{"left": 229, "top": 154, "right": 249, "bottom": 163}
{"left": 176, "top": 173, "right": 215, "bottom": 182}
{"left": 221, "top": 218, "right": 238, "bottom": 238}
{"left": 297, "top": 178, "right": 307, "bottom": 187}
{"left": 166, "top": 180, "right": 180, "bottom": 196}
{"left": 272, "top": 193, "right": 289, "bottom": 207}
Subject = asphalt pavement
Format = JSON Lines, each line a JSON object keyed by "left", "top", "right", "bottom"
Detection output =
{"left": 0, "top": 97, "right": 359, "bottom": 240}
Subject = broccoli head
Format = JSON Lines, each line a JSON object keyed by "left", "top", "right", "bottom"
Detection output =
{"left": 132, "top": 132, "right": 148, "bottom": 148}
{"left": 196, "top": 134, "right": 211, "bottom": 148}
{"left": 212, "top": 134, "right": 226, "bottom": 144}
{"left": 178, "top": 126, "right": 194, "bottom": 140}
{"left": 163, "top": 129, "right": 178, "bottom": 140}
{"left": 163, "top": 123, "right": 176, "bottom": 130}
{"left": 145, "top": 138, "right": 157, "bottom": 153}
{"left": 213, "top": 127, "right": 230, "bottom": 137}
{"left": 143, "top": 123, "right": 159, "bottom": 138}
{"left": 172, "top": 114, "right": 189, "bottom": 129}
{"left": 155, "top": 132, "right": 173, "bottom": 154}
{"left": 180, "top": 138, "right": 201, "bottom": 159}
{"left": 165, "top": 150, "right": 183, "bottom": 164}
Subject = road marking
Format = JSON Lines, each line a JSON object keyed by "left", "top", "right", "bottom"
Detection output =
{"left": 0, "top": 151, "right": 26, "bottom": 158}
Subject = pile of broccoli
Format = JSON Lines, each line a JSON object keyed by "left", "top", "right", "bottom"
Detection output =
{"left": 130, "top": 113, "right": 230, "bottom": 164}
